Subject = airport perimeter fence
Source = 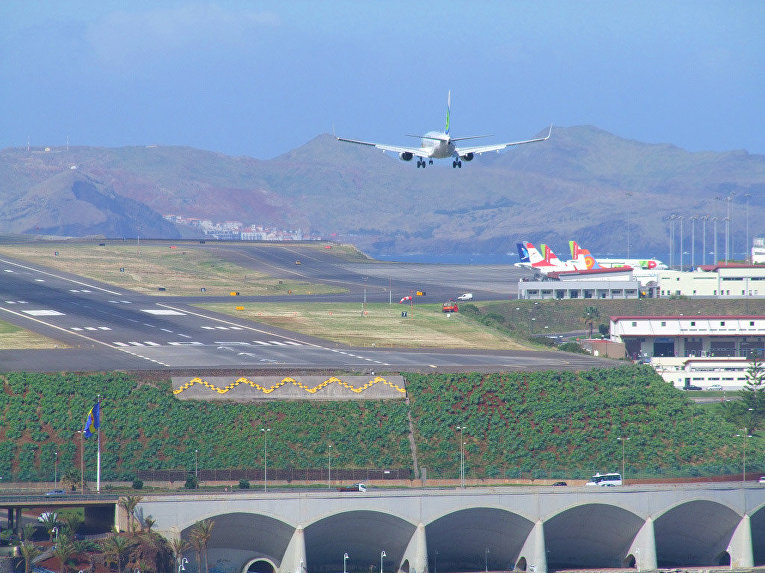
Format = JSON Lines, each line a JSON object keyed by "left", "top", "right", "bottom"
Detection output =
{"left": 136, "top": 468, "right": 413, "bottom": 483}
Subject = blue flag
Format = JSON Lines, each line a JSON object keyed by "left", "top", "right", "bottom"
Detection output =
{"left": 84, "top": 402, "right": 100, "bottom": 439}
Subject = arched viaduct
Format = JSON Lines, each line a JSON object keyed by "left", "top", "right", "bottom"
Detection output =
{"left": 136, "top": 484, "right": 765, "bottom": 573}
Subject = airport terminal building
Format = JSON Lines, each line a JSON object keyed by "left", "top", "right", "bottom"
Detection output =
{"left": 610, "top": 315, "right": 765, "bottom": 388}
{"left": 518, "top": 268, "right": 657, "bottom": 300}
{"left": 657, "top": 264, "right": 765, "bottom": 298}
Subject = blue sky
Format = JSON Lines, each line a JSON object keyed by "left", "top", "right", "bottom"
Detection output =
{"left": 1, "top": 1, "right": 763, "bottom": 159}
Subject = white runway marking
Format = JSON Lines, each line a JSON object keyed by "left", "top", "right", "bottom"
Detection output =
{"left": 141, "top": 308, "right": 185, "bottom": 315}
{"left": 23, "top": 309, "right": 64, "bottom": 316}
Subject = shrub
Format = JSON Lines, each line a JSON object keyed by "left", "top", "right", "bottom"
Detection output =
{"left": 238, "top": 480, "right": 250, "bottom": 489}
{"left": 558, "top": 341, "right": 589, "bottom": 354}
{"left": 132, "top": 479, "right": 143, "bottom": 490}
{"left": 184, "top": 476, "right": 198, "bottom": 489}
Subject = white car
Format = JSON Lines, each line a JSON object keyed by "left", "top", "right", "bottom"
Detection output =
{"left": 759, "top": 476, "right": 765, "bottom": 484}
{"left": 457, "top": 293, "right": 473, "bottom": 301}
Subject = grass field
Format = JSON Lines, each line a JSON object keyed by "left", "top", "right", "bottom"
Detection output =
{"left": 199, "top": 301, "right": 535, "bottom": 349}
{"left": 0, "top": 243, "right": 344, "bottom": 296}
{"left": 0, "top": 319, "right": 66, "bottom": 349}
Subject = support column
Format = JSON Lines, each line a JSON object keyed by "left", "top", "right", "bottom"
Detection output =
{"left": 280, "top": 526, "right": 307, "bottom": 573}
{"left": 728, "top": 514, "right": 754, "bottom": 568}
{"left": 400, "top": 523, "right": 428, "bottom": 573}
{"left": 627, "top": 517, "right": 657, "bottom": 572}
{"left": 14, "top": 508, "right": 21, "bottom": 537}
{"left": 516, "top": 520, "right": 546, "bottom": 573}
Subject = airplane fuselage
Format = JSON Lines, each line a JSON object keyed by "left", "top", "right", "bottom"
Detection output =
{"left": 420, "top": 131, "right": 456, "bottom": 159}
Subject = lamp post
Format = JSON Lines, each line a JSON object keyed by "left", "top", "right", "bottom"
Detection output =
{"left": 726, "top": 193, "right": 735, "bottom": 260}
{"left": 736, "top": 428, "right": 752, "bottom": 483}
{"left": 711, "top": 217, "right": 718, "bottom": 264}
{"left": 625, "top": 192, "right": 633, "bottom": 260}
{"left": 668, "top": 214, "right": 677, "bottom": 269}
{"left": 701, "top": 215, "right": 709, "bottom": 266}
{"left": 344, "top": 553, "right": 349, "bottom": 573}
{"left": 617, "top": 437, "right": 630, "bottom": 483}
{"left": 678, "top": 216, "right": 684, "bottom": 271}
{"left": 260, "top": 428, "right": 270, "bottom": 492}
{"left": 76, "top": 430, "right": 84, "bottom": 493}
{"left": 194, "top": 449, "right": 198, "bottom": 481}
{"left": 725, "top": 217, "right": 731, "bottom": 262}
{"left": 456, "top": 426, "right": 466, "bottom": 488}
{"left": 381, "top": 551, "right": 386, "bottom": 573}
{"left": 485, "top": 547, "right": 490, "bottom": 572}
{"left": 328, "top": 444, "right": 332, "bottom": 489}
{"left": 744, "top": 193, "right": 751, "bottom": 261}
{"left": 54, "top": 451, "right": 58, "bottom": 486}
{"left": 690, "top": 216, "right": 697, "bottom": 269}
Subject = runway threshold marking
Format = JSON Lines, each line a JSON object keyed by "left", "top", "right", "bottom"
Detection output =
{"left": 0, "top": 257, "right": 124, "bottom": 296}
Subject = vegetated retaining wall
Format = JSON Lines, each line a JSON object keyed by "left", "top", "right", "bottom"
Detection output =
{"left": 171, "top": 375, "right": 407, "bottom": 400}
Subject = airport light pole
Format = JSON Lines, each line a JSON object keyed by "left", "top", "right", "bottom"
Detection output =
{"left": 690, "top": 216, "right": 697, "bottom": 269}
{"left": 260, "top": 428, "right": 270, "bottom": 491}
{"left": 625, "top": 192, "right": 633, "bottom": 260}
{"left": 344, "top": 553, "right": 349, "bottom": 573}
{"left": 712, "top": 217, "right": 718, "bottom": 264}
{"left": 678, "top": 216, "right": 684, "bottom": 271}
{"left": 618, "top": 437, "right": 630, "bottom": 483}
{"left": 456, "top": 426, "right": 466, "bottom": 488}
{"left": 54, "top": 451, "right": 58, "bottom": 486}
{"left": 744, "top": 193, "right": 751, "bottom": 261}
{"left": 485, "top": 547, "right": 490, "bottom": 572}
{"left": 701, "top": 215, "right": 709, "bottom": 266}
{"left": 194, "top": 449, "right": 198, "bottom": 481}
{"left": 727, "top": 193, "right": 735, "bottom": 260}
{"left": 736, "top": 426, "right": 752, "bottom": 483}
{"left": 725, "top": 217, "right": 731, "bottom": 262}
{"left": 381, "top": 551, "right": 386, "bottom": 573}
{"left": 327, "top": 444, "right": 332, "bottom": 489}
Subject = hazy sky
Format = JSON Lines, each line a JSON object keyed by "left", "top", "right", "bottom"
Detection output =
{"left": 1, "top": 1, "right": 763, "bottom": 159}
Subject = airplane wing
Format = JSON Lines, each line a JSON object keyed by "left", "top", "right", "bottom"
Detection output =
{"left": 336, "top": 136, "right": 429, "bottom": 158}
{"left": 455, "top": 125, "right": 552, "bottom": 156}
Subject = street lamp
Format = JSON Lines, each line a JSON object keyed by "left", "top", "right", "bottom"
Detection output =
{"left": 328, "top": 444, "right": 332, "bottom": 489}
{"left": 260, "top": 428, "right": 270, "bottom": 492}
{"left": 617, "top": 437, "right": 630, "bottom": 482}
{"left": 344, "top": 553, "right": 349, "bottom": 573}
{"left": 54, "top": 451, "right": 58, "bottom": 486}
{"left": 381, "top": 551, "right": 386, "bottom": 573}
{"left": 736, "top": 428, "right": 752, "bottom": 483}
{"left": 690, "top": 216, "right": 697, "bottom": 269}
{"left": 625, "top": 192, "right": 633, "bottom": 260}
{"left": 456, "top": 426, "right": 467, "bottom": 488}
{"left": 76, "top": 430, "right": 84, "bottom": 493}
{"left": 485, "top": 547, "right": 490, "bottom": 572}
{"left": 701, "top": 215, "right": 709, "bottom": 266}
{"left": 678, "top": 215, "right": 684, "bottom": 271}
{"left": 711, "top": 217, "right": 718, "bottom": 264}
{"left": 744, "top": 193, "right": 751, "bottom": 262}
{"left": 194, "top": 449, "right": 198, "bottom": 481}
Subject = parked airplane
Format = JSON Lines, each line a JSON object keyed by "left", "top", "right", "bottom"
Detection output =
{"left": 515, "top": 242, "right": 576, "bottom": 274}
{"left": 336, "top": 91, "right": 551, "bottom": 168}
{"left": 569, "top": 241, "right": 667, "bottom": 270}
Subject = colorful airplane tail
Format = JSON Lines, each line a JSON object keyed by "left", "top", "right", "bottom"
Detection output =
{"left": 568, "top": 240, "right": 601, "bottom": 270}
{"left": 445, "top": 90, "right": 451, "bottom": 135}
{"left": 516, "top": 242, "right": 530, "bottom": 263}
{"left": 540, "top": 244, "right": 564, "bottom": 266}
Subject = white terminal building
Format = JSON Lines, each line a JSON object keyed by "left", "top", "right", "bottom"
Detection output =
{"left": 657, "top": 264, "right": 765, "bottom": 298}
{"left": 610, "top": 315, "right": 765, "bottom": 389}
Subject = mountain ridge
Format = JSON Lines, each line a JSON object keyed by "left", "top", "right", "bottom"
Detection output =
{"left": 1, "top": 126, "right": 763, "bottom": 256}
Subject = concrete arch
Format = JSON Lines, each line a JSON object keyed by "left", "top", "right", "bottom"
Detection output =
{"left": 749, "top": 504, "right": 765, "bottom": 565}
{"left": 426, "top": 507, "right": 534, "bottom": 573}
{"left": 543, "top": 503, "right": 644, "bottom": 569}
{"left": 304, "top": 510, "right": 417, "bottom": 573}
{"left": 653, "top": 500, "right": 741, "bottom": 567}
{"left": 243, "top": 557, "right": 278, "bottom": 573}
{"left": 182, "top": 512, "right": 295, "bottom": 573}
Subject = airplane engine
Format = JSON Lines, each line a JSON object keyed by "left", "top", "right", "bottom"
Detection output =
{"left": 399, "top": 152, "right": 414, "bottom": 161}
{"left": 461, "top": 153, "right": 474, "bottom": 161}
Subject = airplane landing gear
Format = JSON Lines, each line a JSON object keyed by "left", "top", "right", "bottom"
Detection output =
{"left": 428, "top": 159, "right": 433, "bottom": 165}
{"left": 452, "top": 159, "right": 462, "bottom": 168}
{"left": 417, "top": 159, "right": 426, "bottom": 168}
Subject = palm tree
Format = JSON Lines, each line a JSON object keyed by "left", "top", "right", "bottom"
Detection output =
{"left": 142, "top": 515, "right": 156, "bottom": 533}
{"left": 53, "top": 540, "right": 75, "bottom": 573}
{"left": 169, "top": 533, "right": 189, "bottom": 573}
{"left": 59, "top": 513, "right": 82, "bottom": 540}
{"left": 581, "top": 305, "right": 600, "bottom": 339}
{"left": 190, "top": 519, "right": 214, "bottom": 573}
{"left": 16, "top": 541, "right": 41, "bottom": 573}
{"left": 37, "top": 512, "right": 59, "bottom": 543}
{"left": 119, "top": 496, "right": 142, "bottom": 534}
{"left": 102, "top": 535, "right": 131, "bottom": 573}
{"left": 188, "top": 532, "right": 203, "bottom": 573}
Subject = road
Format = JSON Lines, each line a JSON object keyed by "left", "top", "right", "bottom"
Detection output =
{"left": 0, "top": 243, "right": 614, "bottom": 373}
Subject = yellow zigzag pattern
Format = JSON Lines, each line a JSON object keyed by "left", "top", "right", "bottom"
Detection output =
{"left": 173, "top": 376, "right": 406, "bottom": 396}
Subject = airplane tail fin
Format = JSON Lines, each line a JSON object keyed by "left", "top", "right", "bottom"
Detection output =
{"left": 541, "top": 244, "right": 563, "bottom": 266}
{"left": 569, "top": 240, "right": 601, "bottom": 270}
{"left": 516, "top": 242, "right": 530, "bottom": 263}
{"left": 523, "top": 242, "right": 545, "bottom": 265}
{"left": 445, "top": 90, "right": 451, "bottom": 135}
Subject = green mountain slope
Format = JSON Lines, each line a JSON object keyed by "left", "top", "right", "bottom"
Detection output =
{"left": 0, "top": 367, "right": 753, "bottom": 483}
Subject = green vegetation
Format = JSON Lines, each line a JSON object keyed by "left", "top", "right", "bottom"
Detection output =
{"left": 0, "top": 367, "right": 760, "bottom": 483}
{"left": 0, "top": 319, "right": 64, "bottom": 349}
{"left": 199, "top": 301, "right": 533, "bottom": 349}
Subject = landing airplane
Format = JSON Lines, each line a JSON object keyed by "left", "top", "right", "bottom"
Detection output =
{"left": 336, "top": 91, "right": 551, "bottom": 168}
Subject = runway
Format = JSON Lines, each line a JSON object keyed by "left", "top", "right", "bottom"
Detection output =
{"left": 0, "top": 244, "right": 615, "bottom": 373}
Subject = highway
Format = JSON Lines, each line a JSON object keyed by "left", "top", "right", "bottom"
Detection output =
{"left": 0, "top": 243, "right": 615, "bottom": 372}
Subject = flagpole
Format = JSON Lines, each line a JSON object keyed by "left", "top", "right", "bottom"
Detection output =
{"left": 97, "top": 394, "right": 101, "bottom": 493}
